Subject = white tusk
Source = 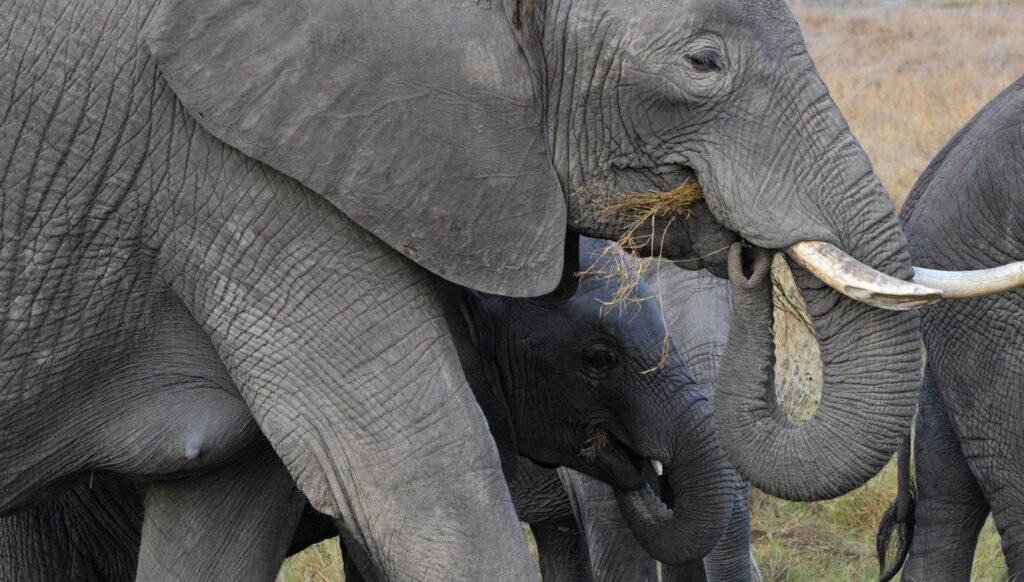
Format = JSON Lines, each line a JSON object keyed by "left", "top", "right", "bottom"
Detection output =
{"left": 912, "top": 262, "right": 1024, "bottom": 299}
{"left": 651, "top": 459, "right": 664, "bottom": 476}
{"left": 787, "top": 241, "right": 944, "bottom": 311}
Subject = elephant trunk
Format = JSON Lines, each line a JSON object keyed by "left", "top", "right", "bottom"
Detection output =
{"left": 714, "top": 238, "right": 920, "bottom": 501}
{"left": 614, "top": 395, "right": 736, "bottom": 565}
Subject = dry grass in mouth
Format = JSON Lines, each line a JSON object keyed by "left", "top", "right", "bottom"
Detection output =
{"left": 578, "top": 427, "right": 611, "bottom": 462}
{"left": 599, "top": 180, "right": 705, "bottom": 258}
{"left": 772, "top": 268, "right": 816, "bottom": 338}
{"left": 599, "top": 180, "right": 706, "bottom": 223}
{"left": 582, "top": 178, "right": 817, "bottom": 375}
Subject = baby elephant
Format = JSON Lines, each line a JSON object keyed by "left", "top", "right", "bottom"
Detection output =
{"left": 0, "top": 238, "right": 739, "bottom": 580}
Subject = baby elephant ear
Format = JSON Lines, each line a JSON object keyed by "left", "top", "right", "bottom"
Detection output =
{"left": 146, "top": 0, "right": 566, "bottom": 296}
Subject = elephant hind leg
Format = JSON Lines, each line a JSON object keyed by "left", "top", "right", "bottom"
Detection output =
{"left": 338, "top": 524, "right": 382, "bottom": 582}
{"left": 557, "top": 468, "right": 657, "bottom": 581}
{"left": 904, "top": 369, "right": 988, "bottom": 582}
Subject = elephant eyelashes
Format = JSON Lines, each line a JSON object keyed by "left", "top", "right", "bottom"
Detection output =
{"left": 583, "top": 344, "right": 618, "bottom": 373}
{"left": 686, "top": 48, "right": 723, "bottom": 73}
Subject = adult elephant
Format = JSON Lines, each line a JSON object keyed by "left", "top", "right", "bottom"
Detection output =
{"left": 877, "top": 76, "right": 1024, "bottom": 581}
{"left": 1, "top": 238, "right": 733, "bottom": 579}
{"left": 2, "top": 0, "right": 993, "bottom": 578}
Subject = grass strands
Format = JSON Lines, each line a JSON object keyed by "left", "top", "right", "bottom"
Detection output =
{"left": 578, "top": 427, "right": 611, "bottom": 462}
{"left": 599, "top": 180, "right": 704, "bottom": 258}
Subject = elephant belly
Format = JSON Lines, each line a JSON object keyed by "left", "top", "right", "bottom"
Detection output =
{"left": 0, "top": 291, "right": 259, "bottom": 514}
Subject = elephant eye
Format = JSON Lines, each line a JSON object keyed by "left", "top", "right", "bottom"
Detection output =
{"left": 686, "top": 48, "right": 723, "bottom": 73}
{"left": 583, "top": 344, "right": 618, "bottom": 373}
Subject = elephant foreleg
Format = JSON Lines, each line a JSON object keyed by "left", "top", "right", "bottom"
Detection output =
{"left": 136, "top": 444, "right": 304, "bottom": 582}
{"left": 903, "top": 370, "right": 988, "bottom": 582}
{"left": 159, "top": 168, "right": 536, "bottom": 580}
{"left": 531, "top": 520, "right": 594, "bottom": 582}
{"left": 665, "top": 477, "right": 752, "bottom": 582}
{"left": 337, "top": 525, "right": 380, "bottom": 582}
{"left": 558, "top": 468, "right": 658, "bottom": 581}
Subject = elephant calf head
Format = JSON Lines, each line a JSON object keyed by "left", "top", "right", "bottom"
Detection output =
{"left": 438, "top": 237, "right": 735, "bottom": 565}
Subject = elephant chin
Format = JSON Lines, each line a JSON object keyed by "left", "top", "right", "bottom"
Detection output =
{"left": 613, "top": 399, "right": 736, "bottom": 565}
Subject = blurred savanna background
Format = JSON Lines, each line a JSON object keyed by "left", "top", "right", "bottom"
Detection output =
{"left": 277, "top": 1, "right": 1024, "bottom": 580}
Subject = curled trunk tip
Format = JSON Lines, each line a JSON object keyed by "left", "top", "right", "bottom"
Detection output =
{"left": 715, "top": 243, "right": 919, "bottom": 501}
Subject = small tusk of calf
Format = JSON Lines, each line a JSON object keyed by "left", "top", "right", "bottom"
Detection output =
{"left": 651, "top": 459, "right": 664, "bottom": 476}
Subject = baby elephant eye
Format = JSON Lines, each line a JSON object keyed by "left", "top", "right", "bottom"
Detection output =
{"left": 584, "top": 344, "right": 618, "bottom": 372}
{"left": 686, "top": 48, "right": 723, "bottom": 73}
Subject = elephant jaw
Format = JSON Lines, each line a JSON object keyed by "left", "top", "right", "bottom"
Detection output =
{"left": 572, "top": 426, "right": 654, "bottom": 492}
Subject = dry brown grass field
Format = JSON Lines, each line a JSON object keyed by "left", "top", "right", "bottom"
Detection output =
{"left": 277, "top": 2, "right": 1024, "bottom": 580}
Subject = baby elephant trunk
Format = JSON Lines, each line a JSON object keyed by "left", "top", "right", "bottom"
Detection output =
{"left": 614, "top": 395, "right": 736, "bottom": 565}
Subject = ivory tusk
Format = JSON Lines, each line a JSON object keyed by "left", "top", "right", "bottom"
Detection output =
{"left": 787, "top": 241, "right": 944, "bottom": 311}
{"left": 912, "top": 262, "right": 1024, "bottom": 299}
{"left": 651, "top": 459, "right": 664, "bottom": 477}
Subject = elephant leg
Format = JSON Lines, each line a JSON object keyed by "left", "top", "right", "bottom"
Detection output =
{"left": 505, "top": 460, "right": 590, "bottom": 581}
{"left": 678, "top": 477, "right": 751, "bottom": 582}
{"left": 947, "top": 402, "right": 1024, "bottom": 570}
{"left": 662, "top": 561, "right": 708, "bottom": 582}
{"left": 904, "top": 369, "right": 988, "bottom": 582}
{"left": 557, "top": 468, "right": 658, "bottom": 581}
{"left": 530, "top": 520, "right": 593, "bottom": 582}
{"left": 0, "top": 476, "right": 142, "bottom": 582}
{"left": 136, "top": 444, "right": 304, "bottom": 582}
{"left": 342, "top": 544, "right": 370, "bottom": 582}
{"left": 159, "top": 164, "right": 534, "bottom": 580}
{"left": 338, "top": 522, "right": 380, "bottom": 582}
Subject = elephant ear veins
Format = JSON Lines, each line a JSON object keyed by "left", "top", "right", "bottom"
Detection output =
{"left": 145, "top": 0, "right": 566, "bottom": 297}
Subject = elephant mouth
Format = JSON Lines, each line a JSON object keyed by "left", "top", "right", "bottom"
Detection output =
{"left": 577, "top": 426, "right": 671, "bottom": 499}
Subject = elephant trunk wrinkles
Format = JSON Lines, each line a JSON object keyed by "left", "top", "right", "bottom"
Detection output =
{"left": 715, "top": 228, "right": 920, "bottom": 500}
{"left": 614, "top": 396, "right": 736, "bottom": 565}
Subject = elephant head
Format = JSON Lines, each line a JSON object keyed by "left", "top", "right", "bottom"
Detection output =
{"left": 439, "top": 238, "right": 735, "bottom": 564}
{"left": 144, "top": 0, "right": 1019, "bottom": 502}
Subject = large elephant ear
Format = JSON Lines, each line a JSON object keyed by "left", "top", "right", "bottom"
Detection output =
{"left": 145, "top": 0, "right": 566, "bottom": 296}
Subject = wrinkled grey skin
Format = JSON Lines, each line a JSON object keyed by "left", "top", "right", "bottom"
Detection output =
{"left": 442, "top": 238, "right": 737, "bottom": 565}
{"left": 876, "top": 76, "right": 1024, "bottom": 581}
{"left": 336, "top": 259, "right": 752, "bottom": 581}
{"left": 547, "top": 265, "right": 753, "bottom": 582}
{"left": 3, "top": 0, "right": 921, "bottom": 578}
{"left": 650, "top": 265, "right": 752, "bottom": 582}
{"left": 1, "top": 239, "right": 733, "bottom": 579}
{"left": 490, "top": 265, "right": 751, "bottom": 582}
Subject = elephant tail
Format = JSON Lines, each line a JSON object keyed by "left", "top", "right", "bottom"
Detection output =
{"left": 876, "top": 432, "right": 916, "bottom": 582}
